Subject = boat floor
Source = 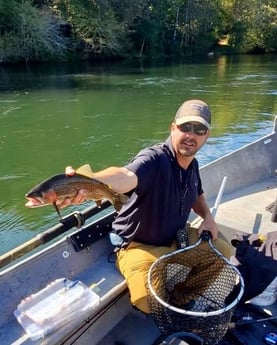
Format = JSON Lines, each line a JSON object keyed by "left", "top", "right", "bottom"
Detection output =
{"left": 96, "top": 304, "right": 160, "bottom": 345}
{"left": 96, "top": 302, "right": 277, "bottom": 345}
{"left": 215, "top": 176, "right": 277, "bottom": 243}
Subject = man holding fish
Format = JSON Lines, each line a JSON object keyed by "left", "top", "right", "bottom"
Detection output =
{"left": 26, "top": 99, "right": 231, "bottom": 313}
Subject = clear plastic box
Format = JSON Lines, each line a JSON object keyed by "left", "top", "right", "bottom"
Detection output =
{"left": 14, "top": 278, "right": 100, "bottom": 340}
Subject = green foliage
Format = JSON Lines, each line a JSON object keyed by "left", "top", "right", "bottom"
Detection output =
{"left": 115, "top": 0, "right": 223, "bottom": 58}
{"left": 0, "top": 0, "right": 276, "bottom": 64}
{"left": 54, "top": 0, "right": 128, "bottom": 56}
{"left": 228, "top": 0, "right": 277, "bottom": 53}
{"left": 0, "top": 0, "right": 68, "bottom": 63}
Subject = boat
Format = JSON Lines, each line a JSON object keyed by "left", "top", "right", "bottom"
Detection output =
{"left": 0, "top": 115, "right": 276, "bottom": 345}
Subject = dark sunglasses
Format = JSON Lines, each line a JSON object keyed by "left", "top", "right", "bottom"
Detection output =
{"left": 177, "top": 123, "right": 208, "bottom": 136}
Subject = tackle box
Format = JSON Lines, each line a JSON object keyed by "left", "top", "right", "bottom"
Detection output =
{"left": 14, "top": 278, "right": 100, "bottom": 340}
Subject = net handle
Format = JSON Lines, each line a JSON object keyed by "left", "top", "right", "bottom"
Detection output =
{"left": 200, "top": 230, "right": 211, "bottom": 241}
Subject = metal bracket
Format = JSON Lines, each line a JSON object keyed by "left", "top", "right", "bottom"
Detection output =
{"left": 70, "top": 212, "right": 116, "bottom": 252}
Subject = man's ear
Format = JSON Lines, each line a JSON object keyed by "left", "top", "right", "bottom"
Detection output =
{"left": 171, "top": 122, "right": 176, "bottom": 131}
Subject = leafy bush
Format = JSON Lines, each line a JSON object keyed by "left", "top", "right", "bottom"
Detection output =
{"left": 54, "top": 0, "right": 127, "bottom": 57}
{"left": 0, "top": 0, "right": 68, "bottom": 63}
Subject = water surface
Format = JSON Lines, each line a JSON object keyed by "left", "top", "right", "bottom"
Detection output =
{"left": 0, "top": 54, "right": 276, "bottom": 255}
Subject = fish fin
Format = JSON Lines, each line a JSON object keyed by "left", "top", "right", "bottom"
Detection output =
{"left": 95, "top": 200, "right": 102, "bottom": 208}
{"left": 53, "top": 202, "right": 61, "bottom": 219}
{"left": 119, "top": 194, "right": 129, "bottom": 204}
{"left": 114, "top": 194, "right": 129, "bottom": 212}
{"left": 76, "top": 164, "right": 94, "bottom": 178}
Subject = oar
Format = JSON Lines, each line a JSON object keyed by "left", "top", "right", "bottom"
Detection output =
{"left": 0, "top": 201, "right": 111, "bottom": 269}
{"left": 210, "top": 176, "right": 227, "bottom": 217}
{"left": 191, "top": 175, "right": 227, "bottom": 227}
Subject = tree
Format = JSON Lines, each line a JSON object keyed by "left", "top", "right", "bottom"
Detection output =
{"left": 53, "top": 0, "right": 128, "bottom": 57}
{"left": 0, "top": 0, "right": 68, "bottom": 63}
{"left": 229, "top": 0, "right": 277, "bottom": 53}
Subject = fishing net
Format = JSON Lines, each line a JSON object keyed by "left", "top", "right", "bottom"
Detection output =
{"left": 148, "top": 232, "right": 244, "bottom": 345}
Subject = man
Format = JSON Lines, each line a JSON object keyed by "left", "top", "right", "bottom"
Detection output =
{"left": 62, "top": 99, "right": 231, "bottom": 313}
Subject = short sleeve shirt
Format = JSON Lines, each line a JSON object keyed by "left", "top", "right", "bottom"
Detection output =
{"left": 112, "top": 137, "right": 203, "bottom": 247}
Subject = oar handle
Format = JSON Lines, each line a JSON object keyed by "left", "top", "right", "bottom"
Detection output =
{"left": 0, "top": 201, "right": 111, "bottom": 269}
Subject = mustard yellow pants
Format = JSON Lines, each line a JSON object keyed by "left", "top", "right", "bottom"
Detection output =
{"left": 116, "top": 227, "right": 232, "bottom": 314}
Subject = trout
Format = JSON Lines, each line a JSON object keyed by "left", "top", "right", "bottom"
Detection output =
{"left": 25, "top": 165, "right": 128, "bottom": 215}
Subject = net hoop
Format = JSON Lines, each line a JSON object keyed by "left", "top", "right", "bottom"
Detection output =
{"left": 147, "top": 237, "right": 245, "bottom": 317}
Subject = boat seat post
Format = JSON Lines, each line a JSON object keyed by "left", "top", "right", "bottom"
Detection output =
{"left": 271, "top": 196, "right": 277, "bottom": 223}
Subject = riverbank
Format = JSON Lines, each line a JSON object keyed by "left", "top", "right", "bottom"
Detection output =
{"left": 0, "top": 1, "right": 276, "bottom": 65}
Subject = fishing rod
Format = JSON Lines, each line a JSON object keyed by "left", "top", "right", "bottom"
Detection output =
{"left": 0, "top": 201, "right": 112, "bottom": 269}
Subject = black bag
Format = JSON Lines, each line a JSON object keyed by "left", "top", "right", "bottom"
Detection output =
{"left": 235, "top": 241, "right": 277, "bottom": 303}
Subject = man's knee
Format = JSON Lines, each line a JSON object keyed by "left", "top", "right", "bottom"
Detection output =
{"left": 116, "top": 242, "right": 177, "bottom": 314}
{"left": 187, "top": 226, "right": 232, "bottom": 258}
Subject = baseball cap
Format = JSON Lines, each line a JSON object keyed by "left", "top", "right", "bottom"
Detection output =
{"left": 174, "top": 99, "right": 211, "bottom": 129}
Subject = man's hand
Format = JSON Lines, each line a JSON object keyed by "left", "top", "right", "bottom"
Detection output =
{"left": 258, "top": 231, "right": 277, "bottom": 259}
{"left": 198, "top": 215, "right": 218, "bottom": 241}
{"left": 192, "top": 194, "right": 218, "bottom": 240}
{"left": 56, "top": 166, "right": 87, "bottom": 208}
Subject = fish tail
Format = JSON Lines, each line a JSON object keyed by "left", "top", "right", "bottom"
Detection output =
{"left": 119, "top": 194, "right": 129, "bottom": 205}
{"left": 113, "top": 200, "right": 122, "bottom": 212}
{"left": 113, "top": 194, "right": 128, "bottom": 212}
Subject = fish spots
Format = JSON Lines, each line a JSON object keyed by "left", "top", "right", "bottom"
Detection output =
{"left": 43, "top": 190, "right": 57, "bottom": 204}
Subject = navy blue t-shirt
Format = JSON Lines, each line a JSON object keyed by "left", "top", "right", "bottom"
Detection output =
{"left": 112, "top": 137, "right": 203, "bottom": 248}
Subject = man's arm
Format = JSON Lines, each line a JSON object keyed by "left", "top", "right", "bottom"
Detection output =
{"left": 192, "top": 193, "right": 218, "bottom": 240}
{"left": 93, "top": 167, "right": 137, "bottom": 194}
{"left": 58, "top": 166, "right": 138, "bottom": 207}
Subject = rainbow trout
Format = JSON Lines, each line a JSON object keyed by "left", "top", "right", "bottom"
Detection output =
{"left": 25, "top": 165, "right": 128, "bottom": 215}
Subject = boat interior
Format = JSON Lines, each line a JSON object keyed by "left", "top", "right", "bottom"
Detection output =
{"left": 0, "top": 116, "right": 276, "bottom": 345}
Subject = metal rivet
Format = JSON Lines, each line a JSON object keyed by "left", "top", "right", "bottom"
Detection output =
{"left": 63, "top": 251, "right": 70, "bottom": 259}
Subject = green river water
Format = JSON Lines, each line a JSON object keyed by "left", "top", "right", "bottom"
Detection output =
{"left": 0, "top": 54, "right": 276, "bottom": 255}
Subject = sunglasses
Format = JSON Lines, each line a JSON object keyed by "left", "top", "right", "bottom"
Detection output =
{"left": 177, "top": 123, "right": 208, "bottom": 136}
